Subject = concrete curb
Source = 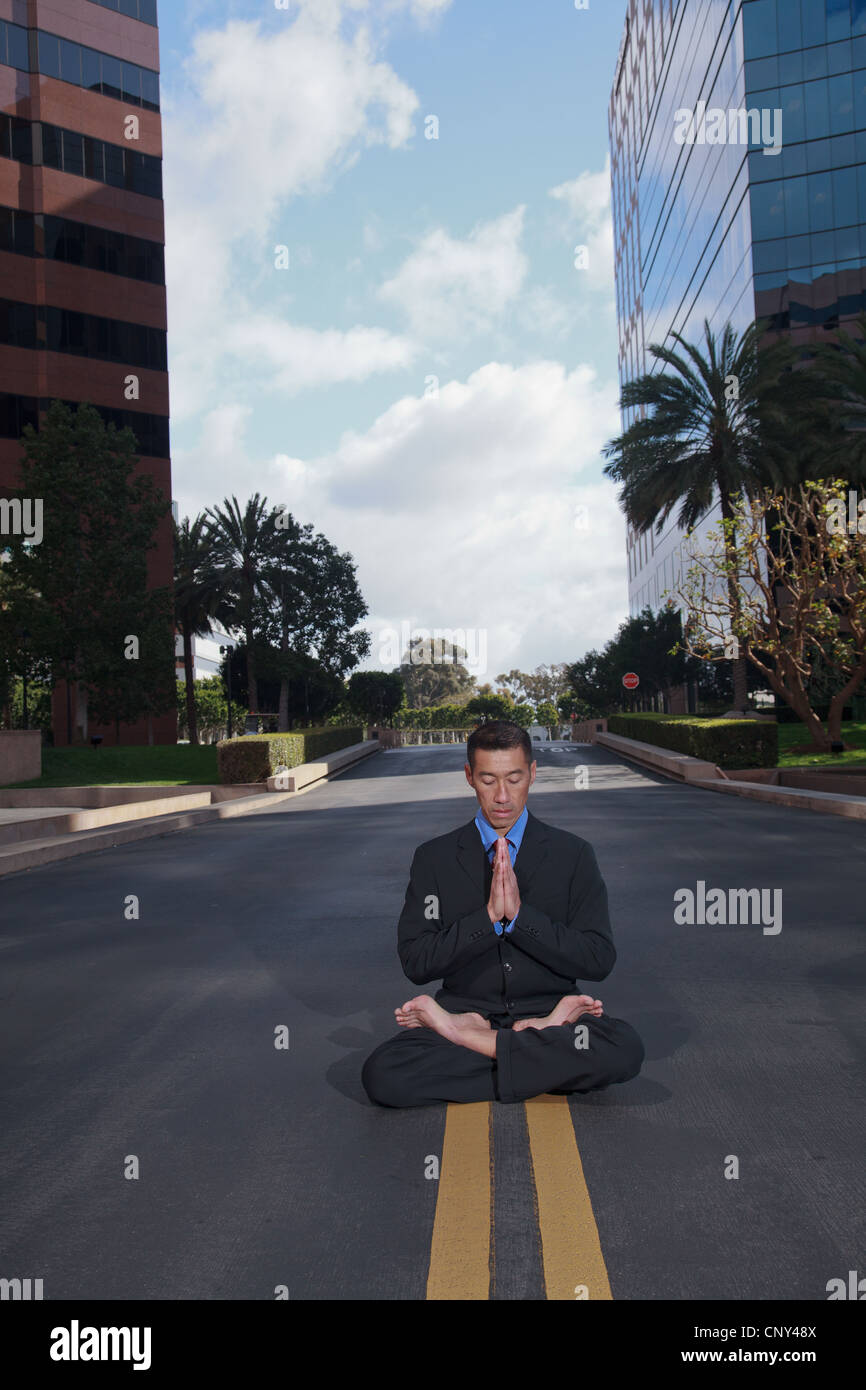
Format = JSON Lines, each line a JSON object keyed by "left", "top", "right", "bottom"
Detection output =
{"left": 596, "top": 732, "right": 866, "bottom": 819}
{"left": 0, "top": 742, "right": 382, "bottom": 879}
{"left": 689, "top": 777, "right": 866, "bottom": 820}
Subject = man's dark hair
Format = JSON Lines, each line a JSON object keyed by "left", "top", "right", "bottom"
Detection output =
{"left": 466, "top": 720, "right": 532, "bottom": 771}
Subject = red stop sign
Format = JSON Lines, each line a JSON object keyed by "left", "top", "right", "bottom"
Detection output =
{"left": 622, "top": 672, "right": 639, "bottom": 690}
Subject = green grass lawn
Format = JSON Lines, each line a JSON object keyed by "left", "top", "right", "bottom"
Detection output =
{"left": 777, "top": 720, "right": 866, "bottom": 768}
{"left": 6, "top": 744, "right": 219, "bottom": 788}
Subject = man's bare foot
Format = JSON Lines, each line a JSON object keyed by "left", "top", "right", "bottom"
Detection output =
{"left": 395, "top": 995, "right": 490, "bottom": 1037}
{"left": 512, "top": 994, "right": 603, "bottom": 1031}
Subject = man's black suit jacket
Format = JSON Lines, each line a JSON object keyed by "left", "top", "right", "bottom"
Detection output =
{"left": 397, "top": 807, "right": 616, "bottom": 1016}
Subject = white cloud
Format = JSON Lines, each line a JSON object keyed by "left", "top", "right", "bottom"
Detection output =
{"left": 273, "top": 360, "right": 627, "bottom": 669}
{"left": 222, "top": 317, "right": 417, "bottom": 393}
{"left": 162, "top": 13, "right": 422, "bottom": 418}
{"left": 549, "top": 154, "right": 615, "bottom": 291}
{"left": 378, "top": 207, "right": 529, "bottom": 340}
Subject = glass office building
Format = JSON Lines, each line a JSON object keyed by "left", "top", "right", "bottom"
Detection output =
{"left": 609, "top": 0, "right": 866, "bottom": 624}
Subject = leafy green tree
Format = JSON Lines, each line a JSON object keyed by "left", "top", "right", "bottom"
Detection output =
{"left": 536, "top": 700, "right": 559, "bottom": 730}
{"left": 398, "top": 636, "right": 476, "bottom": 708}
{"left": 3, "top": 400, "right": 173, "bottom": 743}
{"left": 496, "top": 665, "right": 569, "bottom": 706}
{"left": 465, "top": 693, "right": 513, "bottom": 720}
{"left": 346, "top": 670, "right": 405, "bottom": 726}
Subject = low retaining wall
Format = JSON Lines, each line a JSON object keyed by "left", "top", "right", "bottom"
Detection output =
{"left": 0, "top": 785, "right": 265, "bottom": 809}
{"left": 266, "top": 738, "right": 380, "bottom": 791}
{"left": 0, "top": 730, "right": 42, "bottom": 785}
{"left": 596, "top": 731, "right": 719, "bottom": 781}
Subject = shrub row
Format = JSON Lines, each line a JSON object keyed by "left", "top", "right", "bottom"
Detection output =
{"left": 606, "top": 713, "right": 778, "bottom": 769}
{"left": 216, "top": 726, "right": 364, "bottom": 784}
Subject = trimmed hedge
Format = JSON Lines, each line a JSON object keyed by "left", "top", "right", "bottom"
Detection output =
{"left": 606, "top": 713, "right": 778, "bottom": 769}
{"left": 216, "top": 725, "right": 364, "bottom": 784}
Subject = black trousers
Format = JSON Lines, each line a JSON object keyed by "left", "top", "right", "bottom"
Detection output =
{"left": 362, "top": 1008, "right": 645, "bottom": 1108}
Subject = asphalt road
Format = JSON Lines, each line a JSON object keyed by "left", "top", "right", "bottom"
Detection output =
{"left": 0, "top": 742, "right": 863, "bottom": 1299}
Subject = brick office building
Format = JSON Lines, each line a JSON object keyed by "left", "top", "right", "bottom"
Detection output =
{"left": 0, "top": 0, "right": 175, "bottom": 744}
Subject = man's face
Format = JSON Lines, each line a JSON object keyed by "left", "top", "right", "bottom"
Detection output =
{"left": 464, "top": 746, "right": 536, "bottom": 834}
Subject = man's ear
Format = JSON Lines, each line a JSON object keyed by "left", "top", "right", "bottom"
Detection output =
{"left": 529, "top": 760, "right": 537, "bottom": 784}
{"left": 464, "top": 761, "right": 473, "bottom": 786}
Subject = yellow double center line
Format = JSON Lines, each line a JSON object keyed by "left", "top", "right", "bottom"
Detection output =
{"left": 426, "top": 1096, "right": 612, "bottom": 1301}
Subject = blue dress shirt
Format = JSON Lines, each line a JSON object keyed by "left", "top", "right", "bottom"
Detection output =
{"left": 474, "top": 805, "right": 528, "bottom": 935}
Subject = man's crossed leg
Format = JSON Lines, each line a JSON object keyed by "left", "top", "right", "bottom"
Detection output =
{"left": 362, "top": 993, "right": 643, "bottom": 1107}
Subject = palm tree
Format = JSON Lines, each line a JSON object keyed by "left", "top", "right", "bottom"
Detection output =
{"left": 602, "top": 317, "right": 809, "bottom": 712}
{"left": 205, "top": 493, "right": 272, "bottom": 718}
{"left": 173, "top": 514, "right": 224, "bottom": 745}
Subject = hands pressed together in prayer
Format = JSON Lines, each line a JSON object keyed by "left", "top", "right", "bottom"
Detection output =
{"left": 487, "top": 834, "right": 521, "bottom": 924}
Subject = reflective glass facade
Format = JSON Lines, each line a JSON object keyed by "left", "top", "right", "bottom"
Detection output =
{"left": 609, "top": 0, "right": 866, "bottom": 618}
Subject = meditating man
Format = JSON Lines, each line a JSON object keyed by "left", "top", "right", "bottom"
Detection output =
{"left": 362, "top": 720, "right": 644, "bottom": 1107}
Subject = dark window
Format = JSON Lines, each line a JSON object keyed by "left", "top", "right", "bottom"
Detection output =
{"left": 781, "top": 83, "right": 806, "bottom": 143}
{"left": 104, "top": 230, "right": 123, "bottom": 275}
{"left": 63, "top": 129, "right": 85, "bottom": 178}
{"left": 742, "top": 0, "right": 777, "bottom": 59}
{"left": 121, "top": 62, "right": 141, "bottom": 105}
{"left": 801, "top": 0, "right": 827, "bottom": 47}
{"left": 836, "top": 223, "right": 860, "bottom": 260}
{"left": 140, "top": 0, "right": 158, "bottom": 22}
{"left": 826, "top": 0, "right": 851, "bottom": 44}
{"left": 0, "top": 394, "right": 39, "bottom": 440}
{"left": 41, "top": 125, "right": 62, "bottom": 169}
{"left": 84, "top": 135, "right": 104, "bottom": 182}
{"left": 82, "top": 48, "right": 101, "bottom": 95}
{"left": 751, "top": 180, "right": 785, "bottom": 238}
{"left": 9, "top": 117, "right": 32, "bottom": 164}
{"left": 101, "top": 55, "right": 121, "bottom": 101}
{"left": 140, "top": 69, "right": 159, "bottom": 111}
{"left": 0, "top": 207, "right": 14, "bottom": 253}
{"left": 784, "top": 176, "right": 809, "bottom": 235}
{"left": 58, "top": 225, "right": 85, "bottom": 265}
{"left": 6, "top": 21, "right": 29, "bottom": 71}
{"left": 0, "top": 299, "right": 37, "bottom": 349}
{"left": 119, "top": 0, "right": 139, "bottom": 18}
{"left": 805, "top": 78, "right": 830, "bottom": 139}
{"left": 809, "top": 170, "right": 834, "bottom": 229}
{"left": 38, "top": 32, "right": 60, "bottom": 79}
{"left": 128, "top": 150, "right": 161, "bottom": 198}
{"left": 833, "top": 165, "right": 858, "bottom": 224}
{"left": 104, "top": 142, "right": 125, "bottom": 188}
{"left": 829, "top": 71, "right": 854, "bottom": 133}
{"left": 59, "top": 38, "right": 81, "bottom": 85}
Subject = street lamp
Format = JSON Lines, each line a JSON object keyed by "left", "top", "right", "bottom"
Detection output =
{"left": 219, "top": 643, "right": 235, "bottom": 739}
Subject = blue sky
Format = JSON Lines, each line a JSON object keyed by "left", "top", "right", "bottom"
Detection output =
{"left": 158, "top": 0, "right": 629, "bottom": 682}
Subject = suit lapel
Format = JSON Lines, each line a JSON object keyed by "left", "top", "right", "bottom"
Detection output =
{"left": 456, "top": 819, "right": 487, "bottom": 897}
{"left": 513, "top": 809, "right": 549, "bottom": 895}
